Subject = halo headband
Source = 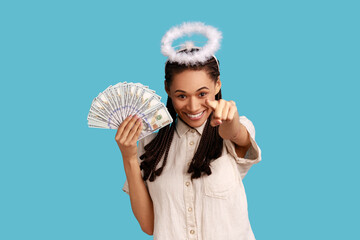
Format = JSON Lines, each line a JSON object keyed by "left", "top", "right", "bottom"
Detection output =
{"left": 161, "top": 22, "right": 222, "bottom": 66}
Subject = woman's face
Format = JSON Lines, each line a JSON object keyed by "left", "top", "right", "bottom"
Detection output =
{"left": 165, "top": 69, "right": 221, "bottom": 128}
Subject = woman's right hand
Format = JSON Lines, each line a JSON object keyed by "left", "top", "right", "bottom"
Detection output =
{"left": 115, "top": 115, "right": 143, "bottom": 162}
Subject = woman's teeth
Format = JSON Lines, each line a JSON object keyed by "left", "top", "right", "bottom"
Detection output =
{"left": 186, "top": 111, "right": 204, "bottom": 118}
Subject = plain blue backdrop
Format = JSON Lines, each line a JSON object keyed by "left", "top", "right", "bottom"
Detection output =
{"left": 1, "top": 0, "right": 359, "bottom": 239}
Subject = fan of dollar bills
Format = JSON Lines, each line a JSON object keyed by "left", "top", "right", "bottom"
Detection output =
{"left": 87, "top": 82, "right": 173, "bottom": 140}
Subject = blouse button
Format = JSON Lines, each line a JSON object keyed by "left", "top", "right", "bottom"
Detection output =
{"left": 189, "top": 141, "right": 194, "bottom": 146}
{"left": 188, "top": 207, "right": 192, "bottom": 212}
{"left": 190, "top": 230, "right": 195, "bottom": 234}
{"left": 185, "top": 181, "right": 190, "bottom": 186}
{"left": 190, "top": 129, "right": 195, "bottom": 133}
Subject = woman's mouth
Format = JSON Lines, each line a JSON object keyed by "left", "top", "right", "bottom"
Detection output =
{"left": 185, "top": 110, "right": 205, "bottom": 120}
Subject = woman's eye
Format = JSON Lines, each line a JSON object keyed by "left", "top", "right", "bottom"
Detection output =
{"left": 199, "top": 92, "right": 207, "bottom": 97}
{"left": 177, "top": 95, "right": 186, "bottom": 99}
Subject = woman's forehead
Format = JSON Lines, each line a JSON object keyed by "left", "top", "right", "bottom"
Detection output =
{"left": 171, "top": 70, "right": 215, "bottom": 91}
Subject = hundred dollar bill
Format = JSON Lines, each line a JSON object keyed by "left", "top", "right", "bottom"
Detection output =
{"left": 124, "top": 82, "right": 134, "bottom": 117}
{"left": 89, "top": 98, "right": 110, "bottom": 121}
{"left": 87, "top": 111, "right": 107, "bottom": 123}
{"left": 130, "top": 86, "right": 144, "bottom": 116}
{"left": 88, "top": 115, "right": 118, "bottom": 129}
{"left": 88, "top": 82, "right": 173, "bottom": 138}
{"left": 125, "top": 83, "right": 138, "bottom": 117}
{"left": 138, "top": 103, "right": 173, "bottom": 140}
{"left": 137, "top": 97, "right": 162, "bottom": 114}
{"left": 102, "top": 86, "right": 122, "bottom": 124}
{"left": 129, "top": 84, "right": 158, "bottom": 116}
{"left": 87, "top": 108, "right": 119, "bottom": 129}
{"left": 126, "top": 83, "right": 146, "bottom": 117}
{"left": 105, "top": 86, "right": 123, "bottom": 123}
{"left": 114, "top": 84, "right": 127, "bottom": 121}
{"left": 93, "top": 94, "right": 120, "bottom": 126}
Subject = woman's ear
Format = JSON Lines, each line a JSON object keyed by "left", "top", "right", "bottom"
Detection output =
{"left": 165, "top": 80, "right": 170, "bottom": 96}
{"left": 215, "top": 78, "right": 221, "bottom": 95}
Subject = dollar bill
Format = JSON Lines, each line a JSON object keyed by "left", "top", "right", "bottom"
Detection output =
{"left": 88, "top": 82, "right": 173, "bottom": 140}
{"left": 138, "top": 103, "right": 173, "bottom": 140}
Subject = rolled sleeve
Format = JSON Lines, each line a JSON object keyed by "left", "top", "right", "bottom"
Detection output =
{"left": 224, "top": 116, "right": 262, "bottom": 179}
{"left": 122, "top": 178, "right": 149, "bottom": 195}
{"left": 122, "top": 179, "right": 130, "bottom": 194}
{"left": 122, "top": 160, "right": 149, "bottom": 195}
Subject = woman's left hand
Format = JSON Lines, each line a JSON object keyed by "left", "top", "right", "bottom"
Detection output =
{"left": 205, "top": 99, "right": 251, "bottom": 149}
{"left": 205, "top": 99, "right": 241, "bottom": 141}
{"left": 205, "top": 99, "right": 238, "bottom": 126}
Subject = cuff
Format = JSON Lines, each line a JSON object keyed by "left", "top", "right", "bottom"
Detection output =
{"left": 224, "top": 136, "right": 261, "bottom": 165}
{"left": 224, "top": 116, "right": 262, "bottom": 165}
{"left": 122, "top": 179, "right": 129, "bottom": 195}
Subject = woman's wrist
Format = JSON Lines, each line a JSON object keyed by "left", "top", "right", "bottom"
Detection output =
{"left": 123, "top": 155, "right": 139, "bottom": 168}
{"left": 230, "top": 123, "right": 251, "bottom": 148}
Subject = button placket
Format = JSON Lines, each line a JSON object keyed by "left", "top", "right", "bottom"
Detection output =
{"left": 184, "top": 174, "right": 197, "bottom": 240}
{"left": 188, "top": 130, "right": 196, "bottom": 149}
{"left": 184, "top": 130, "right": 198, "bottom": 240}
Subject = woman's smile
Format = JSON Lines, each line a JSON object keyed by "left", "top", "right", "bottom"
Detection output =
{"left": 185, "top": 110, "right": 206, "bottom": 120}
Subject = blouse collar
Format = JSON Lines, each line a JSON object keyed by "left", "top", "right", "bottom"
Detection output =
{"left": 175, "top": 117, "right": 207, "bottom": 138}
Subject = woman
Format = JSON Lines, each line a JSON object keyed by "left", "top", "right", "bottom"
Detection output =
{"left": 115, "top": 23, "right": 262, "bottom": 240}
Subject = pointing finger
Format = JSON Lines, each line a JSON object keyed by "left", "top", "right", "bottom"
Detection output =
{"left": 214, "top": 99, "right": 225, "bottom": 119}
{"left": 205, "top": 99, "right": 218, "bottom": 111}
{"left": 227, "top": 105, "right": 237, "bottom": 121}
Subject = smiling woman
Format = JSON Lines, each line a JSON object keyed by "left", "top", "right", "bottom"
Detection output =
{"left": 116, "top": 22, "right": 262, "bottom": 240}
{"left": 142, "top": 50, "right": 225, "bottom": 182}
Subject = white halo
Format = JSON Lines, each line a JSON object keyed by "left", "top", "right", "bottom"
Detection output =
{"left": 161, "top": 22, "right": 222, "bottom": 65}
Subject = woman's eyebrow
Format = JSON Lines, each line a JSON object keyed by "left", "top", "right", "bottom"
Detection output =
{"left": 196, "top": 87, "right": 209, "bottom": 91}
{"left": 174, "top": 87, "right": 209, "bottom": 93}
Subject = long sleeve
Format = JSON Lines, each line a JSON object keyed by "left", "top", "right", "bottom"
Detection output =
{"left": 224, "top": 116, "right": 262, "bottom": 179}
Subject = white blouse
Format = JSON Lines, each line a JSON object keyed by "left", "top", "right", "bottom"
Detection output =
{"left": 123, "top": 116, "right": 262, "bottom": 240}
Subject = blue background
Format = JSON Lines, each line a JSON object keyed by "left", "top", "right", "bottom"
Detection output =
{"left": 1, "top": 0, "right": 359, "bottom": 239}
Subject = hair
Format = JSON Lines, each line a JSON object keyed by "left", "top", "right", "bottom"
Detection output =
{"left": 140, "top": 49, "right": 223, "bottom": 182}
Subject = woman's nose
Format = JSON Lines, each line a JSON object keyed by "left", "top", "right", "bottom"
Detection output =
{"left": 188, "top": 97, "right": 201, "bottom": 112}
